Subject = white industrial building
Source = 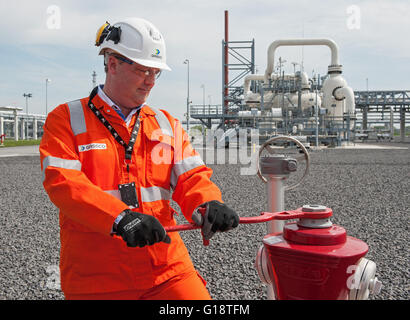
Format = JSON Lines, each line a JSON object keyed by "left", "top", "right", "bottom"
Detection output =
{"left": 0, "top": 106, "right": 46, "bottom": 142}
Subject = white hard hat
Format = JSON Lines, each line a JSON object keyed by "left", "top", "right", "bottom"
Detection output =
{"left": 95, "top": 18, "right": 171, "bottom": 71}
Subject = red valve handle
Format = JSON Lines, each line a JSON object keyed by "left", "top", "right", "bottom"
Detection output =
{"left": 165, "top": 210, "right": 293, "bottom": 233}
{"left": 165, "top": 207, "right": 332, "bottom": 243}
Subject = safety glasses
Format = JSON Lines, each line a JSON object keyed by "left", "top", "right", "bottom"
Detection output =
{"left": 110, "top": 54, "right": 162, "bottom": 79}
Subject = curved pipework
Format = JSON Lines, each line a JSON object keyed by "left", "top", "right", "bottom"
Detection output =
{"left": 300, "top": 72, "right": 310, "bottom": 90}
{"left": 334, "top": 86, "right": 355, "bottom": 114}
{"left": 264, "top": 38, "right": 341, "bottom": 82}
{"left": 244, "top": 74, "right": 265, "bottom": 96}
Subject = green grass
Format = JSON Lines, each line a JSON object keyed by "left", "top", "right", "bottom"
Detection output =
{"left": 1, "top": 139, "right": 41, "bottom": 147}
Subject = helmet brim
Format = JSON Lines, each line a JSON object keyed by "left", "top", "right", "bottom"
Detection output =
{"left": 128, "top": 57, "right": 172, "bottom": 71}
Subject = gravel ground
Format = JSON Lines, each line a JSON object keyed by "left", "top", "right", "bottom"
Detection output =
{"left": 0, "top": 144, "right": 408, "bottom": 300}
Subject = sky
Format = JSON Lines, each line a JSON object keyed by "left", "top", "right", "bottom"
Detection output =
{"left": 1, "top": 0, "right": 409, "bottom": 121}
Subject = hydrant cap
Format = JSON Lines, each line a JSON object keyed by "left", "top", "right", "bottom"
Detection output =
{"left": 302, "top": 204, "right": 327, "bottom": 212}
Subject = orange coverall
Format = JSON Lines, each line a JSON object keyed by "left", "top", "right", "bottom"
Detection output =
{"left": 40, "top": 92, "right": 222, "bottom": 297}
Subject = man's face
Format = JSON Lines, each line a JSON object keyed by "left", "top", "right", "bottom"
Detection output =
{"left": 107, "top": 54, "right": 161, "bottom": 109}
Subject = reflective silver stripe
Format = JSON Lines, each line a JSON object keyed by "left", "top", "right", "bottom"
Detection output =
{"left": 140, "top": 186, "right": 170, "bottom": 202}
{"left": 105, "top": 187, "right": 170, "bottom": 203}
{"left": 104, "top": 189, "right": 121, "bottom": 200}
{"left": 43, "top": 156, "right": 82, "bottom": 171}
{"left": 67, "top": 100, "right": 87, "bottom": 135}
{"left": 104, "top": 189, "right": 137, "bottom": 209}
{"left": 171, "top": 155, "right": 205, "bottom": 188}
{"left": 151, "top": 107, "right": 173, "bottom": 137}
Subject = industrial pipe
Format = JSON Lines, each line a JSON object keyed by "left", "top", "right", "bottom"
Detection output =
{"left": 243, "top": 71, "right": 310, "bottom": 101}
{"left": 334, "top": 86, "right": 355, "bottom": 114}
{"left": 243, "top": 74, "right": 265, "bottom": 96}
{"left": 300, "top": 71, "right": 310, "bottom": 90}
{"left": 224, "top": 10, "right": 229, "bottom": 112}
{"left": 264, "top": 39, "right": 341, "bottom": 82}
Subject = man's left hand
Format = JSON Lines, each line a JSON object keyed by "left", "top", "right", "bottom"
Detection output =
{"left": 194, "top": 200, "right": 240, "bottom": 240}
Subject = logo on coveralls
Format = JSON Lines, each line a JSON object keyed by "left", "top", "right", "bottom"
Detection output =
{"left": 78, "top": 143, "right": 107, "bottom": 152}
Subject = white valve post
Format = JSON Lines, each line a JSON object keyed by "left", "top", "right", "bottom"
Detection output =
{"left": 266, "top": 176, "right": 286, "bottom": 235}
{"left": 266, "top": 175, "right": 286, "bottom": 300}
{"left": 260, "top": 156, "right": 292, "bottom": 300}
{"left": 257, "top": 136, "right": 310, "bottom": 300}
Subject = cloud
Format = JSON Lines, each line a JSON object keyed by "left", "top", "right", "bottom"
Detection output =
{"left": 1, "top": 0, "right": 409, "bottom": 118}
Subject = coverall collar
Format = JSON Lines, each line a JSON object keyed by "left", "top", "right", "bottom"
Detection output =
{"left": 97, "top": 85, "right": 140, "bottom": 126}
{"left": 89, "top": 86, "right": 169, "bottom": 142}
{"left": 92, "top": 85, "right": 157, "bottom": 119}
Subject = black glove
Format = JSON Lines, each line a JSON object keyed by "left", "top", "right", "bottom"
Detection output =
{"left": 115, "top": 210, "right": 171, "bottom": 248}
{"left": 194, "top": 200, "right": 240, "bottom": 240}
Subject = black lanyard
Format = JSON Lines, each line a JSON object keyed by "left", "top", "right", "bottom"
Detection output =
{"left": 87, "top": 88, "right": 139, "bottom": 161}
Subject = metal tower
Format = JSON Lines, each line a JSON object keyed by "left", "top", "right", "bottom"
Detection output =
{"left": 222, "top": 10, "right": 255, "bottom": 128}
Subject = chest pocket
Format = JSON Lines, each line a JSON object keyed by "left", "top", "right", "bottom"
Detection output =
{"left": 77, "top": 134, "right": 119, "bottom": 188}
{"left": 145, "top": 107, "right": 175, "bottom": 190}
{"left": 146, "top": 140, "right": 173, "bottom": 189}
{"left": 67, "top": 99, "right": 120, "bottom": 188}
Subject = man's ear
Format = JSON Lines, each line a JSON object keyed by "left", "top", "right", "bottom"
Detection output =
{"left": 106, "top": 55, "right": 119, "bottom": 75}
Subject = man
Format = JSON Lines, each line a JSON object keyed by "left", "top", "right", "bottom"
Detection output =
{"left": 40, "top": 18, "right": 239, "bottom": 300}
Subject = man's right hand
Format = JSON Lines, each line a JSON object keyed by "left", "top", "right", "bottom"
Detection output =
{"left": 115, "top": 210, "right": 171, "bottom": 248}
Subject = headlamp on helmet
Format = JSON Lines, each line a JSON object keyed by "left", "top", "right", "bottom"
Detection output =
{"left": 95, "top": 22, "right": 122, "bottom": 46}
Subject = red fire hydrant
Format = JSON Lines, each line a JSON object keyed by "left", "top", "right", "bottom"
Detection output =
{"left": 255, "top": 205, "right": 381, "bottom": 300}
{"left": 166, "top": 204, "right": 382, "bottom": 300}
